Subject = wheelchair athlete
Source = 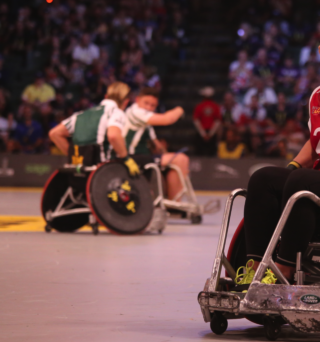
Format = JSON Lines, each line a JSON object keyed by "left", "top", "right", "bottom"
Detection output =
{"left": 123, "top": 87, "right": 188, "bottom": 200}
{"left": 233, "top": 82, "right": 320, "bottom": 292}
{"left": 48, "top": 81, "right": 139, "bottom": 176}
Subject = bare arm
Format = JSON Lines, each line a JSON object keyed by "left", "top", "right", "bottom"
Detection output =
{"left": 294, "top": 139, "right": 317, "bottom": 168}
{"left": 107, "top": 126, "right": 127, "bottom": 158}
{"left": 193, "top": 118, "right": 207, "bottom": 138}
{"left": 49, "top": 124, "right": 70, "bottom": 155}
{"left": 147, "top": 106, "right": 184, "bottom": 126}
{"left": 153, "top": 138, "right": 167, "bottom": 154}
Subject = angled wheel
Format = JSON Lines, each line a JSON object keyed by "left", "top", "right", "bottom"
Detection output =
{"left": 210, "top": 312, "right": 228, "bottom": 335}
{"left": 87, "top": 163, "right": 154, "bottom": 235}
{"left": 191, "top": 214, "right": 202, "bottom": 224}
{"left": 91, "top": 223, "right": 99, "bottom": 235}
{"left": 41, "top": 170, "right": 89, "bottom": 232}
{"left": 264, "top": 316, "right": 281, "bottom": 341}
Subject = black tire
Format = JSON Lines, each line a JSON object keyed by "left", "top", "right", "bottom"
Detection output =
{"left": 87, "top": 163, "right": 154, "bottom": 234}
{"left": 210, "top": 312, "right": 228, "bottom": 335}
{"left": 41, "top": 170, "right": 89, "bottom": 232}
{"left": 45, "top": 224, "right": 52, "bottom": 233}
{"left": 191, "top": 215, "right": 202, "bottom": 224}
{"left": 264, "top": 316, "right": 281, "bottom": 341}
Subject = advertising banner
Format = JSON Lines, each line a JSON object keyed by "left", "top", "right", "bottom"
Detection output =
{"left": 0, "top": 154, "right": 287, "bottom": 190}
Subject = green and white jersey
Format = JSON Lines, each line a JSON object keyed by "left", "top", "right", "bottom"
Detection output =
{"left": 62, "top": 99, "right": 126, "bottom": 161}
{"left": 124, "top": 103, "right": 157, "bottom": 155}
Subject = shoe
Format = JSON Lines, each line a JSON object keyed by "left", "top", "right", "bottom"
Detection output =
{"left": 231, "top": 261, "right": 277, "bottom": 293}
{"left": 231, "top": 259, "right": 255, "bottom": 293}
{"left": 261, "top": 268, "right": 277, "bottom": 284}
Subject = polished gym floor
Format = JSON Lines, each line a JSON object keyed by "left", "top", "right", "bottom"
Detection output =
{"left": 0, "top": 189, "right": 318, "bottom": 342}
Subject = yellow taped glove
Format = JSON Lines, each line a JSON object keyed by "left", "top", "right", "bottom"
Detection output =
{"left": 286, "top": 160, "right": 301, "bottom": 171}
{"left": 123, "top": 157, "right": 140, "bottom": 176}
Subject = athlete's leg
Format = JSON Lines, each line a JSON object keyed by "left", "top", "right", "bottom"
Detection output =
{"left": 161, "top": 153, "right": 189, "bottom": 200}
{"left": 244, "top": 167, "right": 292, "bottom": 269}
{"left": 275, "top": 168, "right": 320, "bottom": 279}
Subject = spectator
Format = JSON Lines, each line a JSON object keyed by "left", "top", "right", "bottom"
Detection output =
{"left": 280, "top": 119, "right": 306, "bottom": 158}
{"left": 72, "top": 33, "right": 100, "bottom": 66}
{"left": 244, "top": 77, "right": 277, "bottom": 107}
{"left": 241, "top": 94, "right": 267, "bottom": 123}
{"left": 121, "top": 37, "right": 143, "bottom": 69}
{"left": 276, "top": 57, "right": 300, "bottom": 95}
{"left": 294, "top": 64, "right": 320, "bottom": 101}
{"left": 253, "top": 48, "right": 275, "bottom": 86}
{"left": 217, "top": 127, "right": 246, "bottom": 159}
{"left": 9, "top": 105, "right": 43, "bottom": 154}
{"left": 299, "top": 37, "right": 320, "bottom": 66}
{"left": 229, "top": 50, "right": 253, "bottom": 94}
{"left": 235, "top": 22, "right": 261, "bottom": 55}
{"left": 193, "top": 87, "right": 222, "bottom": 156}
{"left": 0, "top": 112, "right": 16, "bottom": 152}
{"left": 267, "top": 93, "right": 294, "bottom": 127}
{"left": 220, "top": 92, "right": 243, "bottom": 124}
{"left": 21, "top": 72, "right": 56, "bottom": 107}
{"left": 262, "top": 33, "right": 282, "bottom": 67}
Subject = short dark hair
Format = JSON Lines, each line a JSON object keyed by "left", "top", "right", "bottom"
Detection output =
{"left": 139, "top": 87, "right": 160, "bottom": 99}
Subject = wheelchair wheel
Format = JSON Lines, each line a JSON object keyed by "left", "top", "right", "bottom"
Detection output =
{"left": 86, "top": 163, "right": 154, "bottom": 235}
{"left": 41, "top": 170, "right": 89, "bottom": 232}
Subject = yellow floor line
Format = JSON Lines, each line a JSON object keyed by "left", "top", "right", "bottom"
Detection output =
{"left": 0, "top": 215, "right": 94, "bottom": 232}
{"left": 0, "top": 187, "right": 43, "bottom": 193}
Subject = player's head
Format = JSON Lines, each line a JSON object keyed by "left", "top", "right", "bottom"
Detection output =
{"left": 136, "top": 87, "right": 159, "bottom": 112}
{"left": 106, "top": 82, "right": 131, "bottom": 109}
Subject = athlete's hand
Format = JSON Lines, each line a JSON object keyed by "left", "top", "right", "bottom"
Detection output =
{"left": 123, "top": 157, "right": 140, "bottom": 176}
{"left": 174, "top": 106, "right": 185, "bottom": 118}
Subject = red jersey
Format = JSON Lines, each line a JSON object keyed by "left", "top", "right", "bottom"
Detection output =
{"left": 193, "top": 100, "right": 221, "bottom": 130}
{"left": 308, "top": 86, "right": 320, "bottom": 169}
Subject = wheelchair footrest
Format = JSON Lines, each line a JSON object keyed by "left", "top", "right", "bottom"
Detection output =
{"left": 198, "top": 291, "right": 241, "bottom": 313}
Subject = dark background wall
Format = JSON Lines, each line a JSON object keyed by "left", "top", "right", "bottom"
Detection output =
{"left": 0, "top": 154, "right": 287, "bottom": 190}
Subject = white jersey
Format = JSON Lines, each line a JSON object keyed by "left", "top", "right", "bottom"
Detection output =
{"left": 124, "top": 103, "right": 157, "bottom": 155}
{"left": 62, "top": 99, "right": 126, "bottom": 161}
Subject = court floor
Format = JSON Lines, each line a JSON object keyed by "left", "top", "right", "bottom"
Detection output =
{"left": 0, "top": 190, "right": 317, "bottom": 342}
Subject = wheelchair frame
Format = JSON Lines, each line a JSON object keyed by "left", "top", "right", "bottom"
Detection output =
{"left": 146, "top": 163, "right": 220, "bottom": 223}
{"left": 198, "top": 188, "right": 320, "bottom": 340}
{"left": 44, "top": 165, "right": 99, "bottom": 234}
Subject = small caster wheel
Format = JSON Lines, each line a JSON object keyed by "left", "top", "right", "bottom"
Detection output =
{"left": 191, "top": 215, "right": 202, "bottom": 224}
{"left": 91, "top": 223, "right": 99, "bottom": 235}
{"left": 264, "top": 316, "right": 281, "bottom": 341}
{"left": 45, "top": 224, "right": 52, "bottom": 233}
{"left": 210, "top": 312, "right": 228, "bottom": 335}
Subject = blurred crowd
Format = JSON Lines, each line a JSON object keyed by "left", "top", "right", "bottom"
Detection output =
{"left": 0, "top": 0, "right": 189, "bottom": 154}
{"left": 194, "top": 0, "right": 319, "bottom": 159}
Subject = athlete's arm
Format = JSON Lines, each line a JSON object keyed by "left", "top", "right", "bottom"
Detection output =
{"left": 107, "top": 126, "right": 127, "bottom": 158}
{"left": 147, "top": 106, "right": 184, "bottom": 126}
{"left": 49, "top": 124, "right": 70, "bottom": 155}
{"left": 294, "top": 139, "right": 317, "bottom": 168}
{"left": 153, "top": 138, "right": 167, "bottom": 153}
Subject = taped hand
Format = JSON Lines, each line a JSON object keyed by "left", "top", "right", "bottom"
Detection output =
{"left": 123, "top": 157, "right": 140, "bottom": 176}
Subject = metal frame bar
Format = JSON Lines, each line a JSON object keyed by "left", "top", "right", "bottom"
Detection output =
{"left": 47, "top": 186, "right": 90, "bottom": 221}
{"left": 252, "top": 190, "right": 320, "bottom": 286}
{"left": 208, "top": 188, "right": 247, "bottom": 292}
{"left": 144, "top": 163, "right": 165, "bottom": 209}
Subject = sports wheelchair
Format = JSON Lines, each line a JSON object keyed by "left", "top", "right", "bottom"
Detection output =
{"left": 41, "top": 144, "right": 155, "bottom": 235}
{"left": 198, "top": 188, "right": 320, "bottom": 341}
{"left": 134, "top": 153, "right": 220, "bottom": 225}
